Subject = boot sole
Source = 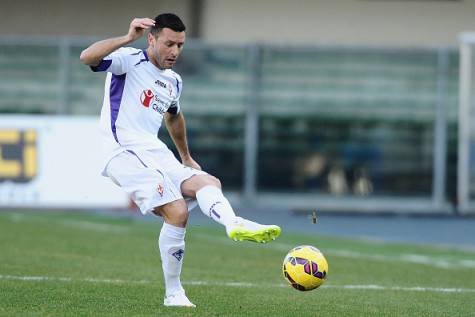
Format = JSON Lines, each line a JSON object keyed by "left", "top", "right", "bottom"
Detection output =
{"left": 228, "top": 226, "right": 281, "bottom": 243}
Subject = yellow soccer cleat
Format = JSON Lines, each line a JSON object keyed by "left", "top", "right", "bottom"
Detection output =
{"left": 226, "top": 217, "right": 281, "bottom": 243}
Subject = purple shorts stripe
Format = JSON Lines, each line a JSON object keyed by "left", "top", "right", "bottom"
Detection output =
{"left": 109, "top": 74, "right": 126, "bottom": 143}
{"left": 90, "top": 59, "right": 112, "bottom": 72}
{"left": 126, "top": 150, "right": 148, "bottom": 168}
{"left": 125, "top": 150, "right": 166, "bottom": 179}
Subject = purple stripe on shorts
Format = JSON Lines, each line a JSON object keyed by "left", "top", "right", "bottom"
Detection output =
{"left": 155, "top": 169, "right": 165, "bottom": 179}
{"left": 90, "top": 59, "right": 112, "bottom": 72}
{"left": 125, "top": 150, "right": 166, "bottom": 179}
{"left": 110, "top": 74, "right": 126, "bottom": 143}
{"left": 126, "top": 150, "right": 148, "bottom": 167}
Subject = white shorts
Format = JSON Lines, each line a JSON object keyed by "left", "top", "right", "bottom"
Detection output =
{"left": 105, "top": 148, "right": 207, "bottom": 215}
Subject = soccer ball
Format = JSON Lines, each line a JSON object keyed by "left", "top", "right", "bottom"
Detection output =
{"left": 282, "top": 245, "right": 328, "bottom": 291}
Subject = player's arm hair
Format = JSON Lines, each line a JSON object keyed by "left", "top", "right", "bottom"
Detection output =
{"left": 164, "top": 112, "right": 192, "bottom": 161}
{"left": 79, "top": 36, "right": 132, "bottom": 66}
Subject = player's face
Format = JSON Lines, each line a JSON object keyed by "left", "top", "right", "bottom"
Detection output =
{"left": 148, "top": 28, "right": 185, "bottom": 69}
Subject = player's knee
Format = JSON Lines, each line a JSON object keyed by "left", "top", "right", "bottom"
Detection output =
{"left": 206, "top": 174, "right": 221, "bottom": 188}
{"left": 181, "top": 174, "right": 222, "bottom": 198}
{"left": 153, "top": 199, "right": 189, "bottom": 227}
{"left": 172, "top": 207, "right": 189, "bottom": 226}
{"left": 198, "top": 174, "right": 221, "bottom": 189}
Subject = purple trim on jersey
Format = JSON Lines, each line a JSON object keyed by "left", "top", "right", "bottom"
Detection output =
{"left": 109, "top": 74, "right": 126, "bottom": 143}
{"left": 90, "top": 59, "right": 112, "bottom": 72}
{"left": 134, "top": 50, "right": 149, "bottom": 66}
{"left": 142, "top": 49, "right": 149, "bottom": 61}
{"left": 130, "top": 51, "right": 141, "bottom": 55}
{"left": 175, "top": 78, "right": 180, "bottom": 94}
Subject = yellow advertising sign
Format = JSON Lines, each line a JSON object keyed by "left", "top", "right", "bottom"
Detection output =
{"left": 0, "top": 129, "right": 37, "bottom": 182}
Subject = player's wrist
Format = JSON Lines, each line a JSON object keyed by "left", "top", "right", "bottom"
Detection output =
{"left": 180, "top": 154, "right": 192, "bottom": 162}
{"left": 123, "top": 34, "right": 136, "bottom": 44}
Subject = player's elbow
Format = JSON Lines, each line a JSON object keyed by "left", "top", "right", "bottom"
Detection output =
{"left": 79, "top": 50, "right": 91, "bottom": 65}
{"left": 79, "top": 49, "right": 98, "bottom": 66}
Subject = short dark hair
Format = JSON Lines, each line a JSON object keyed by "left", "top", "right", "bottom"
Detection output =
{"left": 151, "top": 13, "right": 186, "bottom": 36}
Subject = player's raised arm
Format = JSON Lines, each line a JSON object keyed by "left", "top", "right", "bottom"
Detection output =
{"left": 79, "top": 18, "right": 155, "bottom": 66}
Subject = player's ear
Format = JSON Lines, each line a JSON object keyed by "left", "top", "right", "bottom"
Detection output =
{"left": 147, "top": 33, "right": 156, "bottom": 46}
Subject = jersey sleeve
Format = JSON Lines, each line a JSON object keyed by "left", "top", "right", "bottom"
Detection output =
{"left": 90, "top": 47, "right": 143, "bottom": 75}
{"left": 167, "top": 74, "right": 183, "bottom": 115}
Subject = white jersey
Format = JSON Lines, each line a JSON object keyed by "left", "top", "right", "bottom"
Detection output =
{"left": 91, "top": 47, "right": 183, "bottom": 173}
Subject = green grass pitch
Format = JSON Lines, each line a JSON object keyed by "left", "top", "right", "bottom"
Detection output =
{"left": 0, "top": 211, "right": 474, "bottom": 316}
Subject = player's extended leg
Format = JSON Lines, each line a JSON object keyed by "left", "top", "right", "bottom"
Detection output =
{"left": 153, "top": 199, "right": 195, "bottom": 308}
{"left": 181, "top": 174, "right": 281, "bottom": 243}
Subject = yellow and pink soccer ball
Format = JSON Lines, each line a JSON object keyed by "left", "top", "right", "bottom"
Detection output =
{"left": 282, "top": 245, "right": 329, "bottom": 291}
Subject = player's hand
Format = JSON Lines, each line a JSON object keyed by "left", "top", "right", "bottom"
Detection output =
{"left": 182, "top": 157, "right": 202, "bottom": 170}
{"left": 127, "top": 18, "right": 155, "bottom": 42}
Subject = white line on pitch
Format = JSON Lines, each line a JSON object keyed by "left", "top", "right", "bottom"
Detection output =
{"left": 6, "top": 214, "right": 475, "bottom": 269}
{"left": 1, "top": 274, "right": 474, "bottom": 294}
{"left": 5, "top": 213, "right": 130, "bottom": 233}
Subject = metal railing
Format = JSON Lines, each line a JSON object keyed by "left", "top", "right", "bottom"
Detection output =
{"left": 0, "top": 36, "right": 460, "bottom": 213}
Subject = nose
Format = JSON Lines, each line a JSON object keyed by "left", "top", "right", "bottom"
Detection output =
{"left": 171, "top": 45, "right": 180, "bottom": 57}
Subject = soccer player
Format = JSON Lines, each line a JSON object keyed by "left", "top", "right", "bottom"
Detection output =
{"left": 79, "top": 14, "right": 281, "bottom": 307}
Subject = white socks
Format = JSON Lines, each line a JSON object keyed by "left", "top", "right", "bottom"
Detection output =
{"left": 158, "top": 186, "right": 235, "bottom": 296}
{"left": 196, "top": 185, "right": 236, "bottom": 226}
{"left": 159, "top": 222, "right": 186, "bottom": 297}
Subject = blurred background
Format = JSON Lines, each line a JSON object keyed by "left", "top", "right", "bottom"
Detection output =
{"left": 2, "top": 0, "right": 475, "bottom": 219}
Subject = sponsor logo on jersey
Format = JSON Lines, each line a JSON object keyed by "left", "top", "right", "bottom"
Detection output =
{"left": 152, "top": 95, "right": 171, "bottom": 115}
{"left": 155, "top": 79, "right": 173, "bottom": 96}
{"left": 152, "top": 100, "right": 168, "bottom": 115}
{"left": 140, "top": 89, "right": 171, "bottom": 114}
{"left": 172, "top": 249, "right": 184, "bottom": 261}
{"left": 140, "top": 89, "right": 154, "bottom": 108}
{"left": 154, "top": 79, "right": 167, "bottom": 89}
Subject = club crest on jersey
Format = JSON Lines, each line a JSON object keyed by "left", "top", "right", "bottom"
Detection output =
{"left": 157, "top": 184, "right": 164, "bottom": 196}
{"left": 140, "top": 89, "right": 154, "bottom": 108}
{"left": 168, "top": 85, "right": 173, "bottom": 96}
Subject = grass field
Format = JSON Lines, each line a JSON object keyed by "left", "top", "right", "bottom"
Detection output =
{"left": 1, "top": 211, "right": 474, "bottom": 317}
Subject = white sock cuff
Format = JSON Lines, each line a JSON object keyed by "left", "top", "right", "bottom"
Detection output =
{"left": 161, "top": 222, "right": 186, "bottom": 240}
{"left": 196, "top": 185, "right": 223, "bottom": 200}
